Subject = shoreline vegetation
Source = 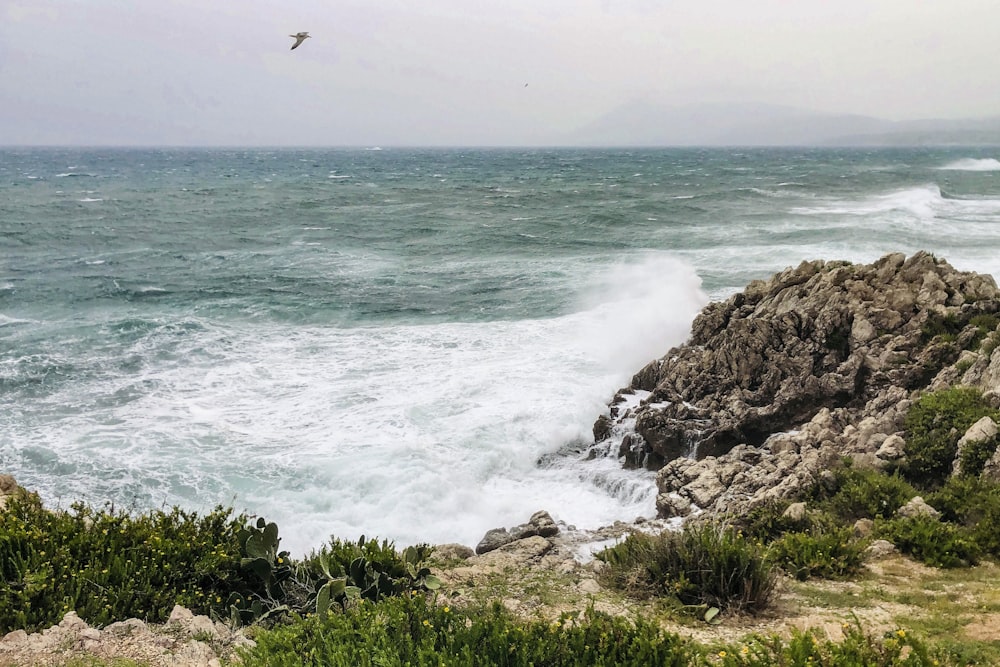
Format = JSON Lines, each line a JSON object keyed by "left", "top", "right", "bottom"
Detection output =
{"left": 5, "top": 252, "right": 1000, "bottom": 665}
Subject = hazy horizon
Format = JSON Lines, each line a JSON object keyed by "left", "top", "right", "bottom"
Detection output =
{"left": 3, "top": 0, "right": 999, "bottom": 146}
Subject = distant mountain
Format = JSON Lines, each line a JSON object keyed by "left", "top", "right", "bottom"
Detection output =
{"left": 566, "top": 101, "right": 1000, "bottom": 146}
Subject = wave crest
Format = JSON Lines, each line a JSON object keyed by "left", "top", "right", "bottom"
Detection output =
{"left": 939, "top": 158, "right": 1000, "bottom": 172}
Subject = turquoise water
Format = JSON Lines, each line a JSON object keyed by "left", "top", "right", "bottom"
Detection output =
{"left": 3, "top": 147, "right": 1000, "bottom": 552}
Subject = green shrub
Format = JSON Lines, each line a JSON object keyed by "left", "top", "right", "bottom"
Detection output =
{"left": 902, "top": 387, "right": 1000, "bottom": 489}
{"left": 237, "top": 595, "right": 698, "bottom": 667}
{"left": 297, "top": 537, "right": 440, "bottom": 616}
{"left": 957, "top": 434, "right": 1000, "bottom": 477}
{"left": 927, "top": 477, "right": 1000, "bottom": 557}
{"left": 731, "top": 500, "right": 806, "bottom": 542}
{"left": 596, "top": 523, "right": 776, "bottom": 613}
{"left": 920, "top": 312, "right": 963, "bottom": 343}
{"left": 0, "top": 494, "right": 251, "bottom": 633}
{"left": 970, "top": 314, "right": 1000, "bottom": 350}
{"left": 717, "top": 622, "right": 935, "bottom": 667}
{"left": 877, "top": 516, "right": 980, "bottom": 568}
{"left": 767, "top": 525, "right": 868, "bottom": 581}
{"left": 815, "top": 467, "right": 917, "bottom": 521}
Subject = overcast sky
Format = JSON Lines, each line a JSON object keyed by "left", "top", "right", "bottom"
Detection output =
{"left": 2, "top": 0, "right": 999, "bottom": 146}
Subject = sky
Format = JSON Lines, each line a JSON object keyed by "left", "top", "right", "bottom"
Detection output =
{"left": 2, "top": 0, "right": 999, "bottom": 146}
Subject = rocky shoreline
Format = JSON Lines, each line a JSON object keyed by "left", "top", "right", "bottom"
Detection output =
{"left": 7, "top": 252, "right": 1000, "bottom": 664}
{"left": 585, "top": 252, "right": 1000, "bottom": 522}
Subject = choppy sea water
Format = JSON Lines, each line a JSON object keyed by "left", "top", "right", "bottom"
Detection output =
{"left": 3, "top": 147, "right": 1000, "bottom": 554}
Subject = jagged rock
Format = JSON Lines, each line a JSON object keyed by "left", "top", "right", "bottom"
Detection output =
{"left": 876, "top": 435, "right": 906, "bottom": 461}
{"left": 897, "top": 496, "right": 942, "bottom": 520}
{"left": 953, "top": 416, "right": 999, "bottom": 476}
{"left": 591, "top": 253, "right": 1000, "bottom": 519}
{"left": 592, "top": 415, "right": 613, "bottom": 443}
{"left": 618, "top": 433, "right": 656, "bottom": 469}
{"left": 656, "top": 493, "right": 692, "bottom": 518}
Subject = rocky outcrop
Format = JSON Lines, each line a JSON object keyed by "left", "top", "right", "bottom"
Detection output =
{"left": 591, "top": 253, "right": 1000, "bottom": 519}
{"left": 0, "top": 606, "right": 253, "bottom": 667}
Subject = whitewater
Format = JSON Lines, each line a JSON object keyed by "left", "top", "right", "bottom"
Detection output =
{"left": 3, "top": 147, "right": 1000, "bottom": 554}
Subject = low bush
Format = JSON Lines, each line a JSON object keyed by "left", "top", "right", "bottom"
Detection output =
{"left": 767, "top": 525, "right": 868, "bottom": 581}
{"left": 294, "top": 536, "right": 440, "bottom": 616}
{"left": 877, "top": 516, "right": 980, "bottom": 568}
{"left": 902, "top": 387, "right": 999, "bottom": 489}
{"left": 0, "top": 493, "right": 250, "bottom": 633}
{"left": 596, "top": 522, "right": 776, "bottom": 613}
{"left": 731, "top": 500, "right": 805, "bottom": 542}
{"left": 927, "top": 477, "right": 1000, "bottom": 557}
{"left": 237, "top": 595, "right": 698, "bottom": 667}
{"left": 717, "top": 622, "right": 936, "bottom": 667}
{"left": 813, "top": 467, "right": 917, "bottom": 521}
{"left": 957, "top": 434, "right": 1000, "bottom": 477}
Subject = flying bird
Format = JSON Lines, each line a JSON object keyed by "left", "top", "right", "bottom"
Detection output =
{"left": 289, "top": 32, "right": 310, "bottom": 50}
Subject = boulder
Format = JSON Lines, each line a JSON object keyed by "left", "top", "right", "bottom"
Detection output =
{"left": 876, "top": 435, "right": 906, "bottom": 461}
{"left": 953, "top": 416, "right": 999, "bottom": 476}
{"left": 897, "top": 497, "right": 941, "bottom": 520}
{"left": 475, "top": 528, "right": 514, "bottom": 555}
{"left": 0, "top": 474, "right": 23, "bottom": 511}
{"left": 476, "top": 511, "right": 560, "bottom": 555}
{"left": 865, "top": 539, "right": 898, "bottom": 560}
{"left": 782, "top": 502, "right": 808, "bottom": 522}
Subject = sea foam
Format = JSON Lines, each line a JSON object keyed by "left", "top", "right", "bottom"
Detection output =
{"left": 4, "top": 254, "right": 706, "bottom": 555}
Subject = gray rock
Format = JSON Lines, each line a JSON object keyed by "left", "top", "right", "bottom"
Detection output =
{"left": 433, "top": 543, "right": 475, "bottom": 560}
{"left": 853, "top": 518, "right": 875, "bottom": 538}
{"left": 897, "top": 496, "right": 941, "bottom": 520}
{"left": 475, "top": 528, "right": 514, "bottom": 555}
{"left": 865, "top": 539, "right": 898, "bottom": 560}
{"left": 529, "top": 510, "right": 559, "bottom": 538}
{"left": 782, "top": 502, "right": 808, "bottom": 522}
{"left": 876, "top": 435, "right": 906, "bottom": 461}
{"left": 1, "top": 630, "right": 28, "bottom": 645}
{"left": 592, "top": 415, "right": 613, "bottom": 443}
{"left": 656, "top": 493, "right": 692, "bottom": 518}
{"left": 953, "top": 416, "right": 999, "bottom": 476}
{"left": 476, "top": 511, "right": 559, "bottom": 555}
{"left": 79, "top": 628, "right": 101, "bottom": 642}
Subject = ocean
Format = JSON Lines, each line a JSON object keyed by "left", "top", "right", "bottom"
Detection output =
{"left": 3, "top": 146, "right": 1000, "bottom": 555}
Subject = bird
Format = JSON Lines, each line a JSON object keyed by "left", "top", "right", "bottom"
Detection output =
{"left": 289, "top": 32, "right": 310, "bottom": 50}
